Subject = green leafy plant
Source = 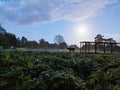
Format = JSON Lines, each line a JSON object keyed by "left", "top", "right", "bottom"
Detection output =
{"left": 0, "top": 51, "right": 120, "bottom": 90}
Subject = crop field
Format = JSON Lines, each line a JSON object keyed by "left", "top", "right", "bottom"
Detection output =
{"left": 0, "top": 50, "right": 120, "bottom": 90}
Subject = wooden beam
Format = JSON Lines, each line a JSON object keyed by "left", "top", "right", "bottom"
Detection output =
{"left": 80, "top": 42, "right": 81, "bottom": 53}
{"left": 104, "top": 43, "right": 105, "bottom": 54}
{"left": 85, "top": 42, "right": 87, "bottom": 53}
{"left": 88, "top": 42, "right": 90, "bottom": 53}
{"left": 95, "top": 42, "right": 97, "bottom": 53}
{"left": 111, "top": 43, "right": 113, "bottom": 54}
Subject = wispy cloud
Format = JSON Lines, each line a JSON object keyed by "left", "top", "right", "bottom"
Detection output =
{"left": 0, "top": 0, "right": 118, "bottom": 25}
{"left": 22, "top": 30, "right": 35, "bottom": 35}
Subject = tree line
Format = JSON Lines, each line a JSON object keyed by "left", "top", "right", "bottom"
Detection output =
{"left": 0, "top": 25, "right": 69, "bottom": 49}
{"left": 16, "top": 35, "right": 68, "bottom": 49}
{"left": 0, "top": 34, "right": 68, "bottom": 49}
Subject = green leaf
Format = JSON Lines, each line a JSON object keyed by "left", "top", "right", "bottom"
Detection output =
{"left": 0, "top": 81, "right": 8, "bottom": 87}
{"left": 27, "top": 61, "right": 34, "bottom": 68}
{"left": 6, "top": 52, "right": 10, "bottom": 59}
{"left": 24, "top": 75, "right": 31, "bottom": 80}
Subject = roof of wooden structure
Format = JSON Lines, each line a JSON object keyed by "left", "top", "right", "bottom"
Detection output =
{"left": 80, "top": 41, "right": 120, "bottom": 44}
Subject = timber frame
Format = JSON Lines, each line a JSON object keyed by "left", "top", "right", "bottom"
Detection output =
{"left": 80, "top": 41, "right": 120, "bottom": 54}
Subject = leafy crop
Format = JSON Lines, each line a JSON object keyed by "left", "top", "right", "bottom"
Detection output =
{"left": 0, "top": 50, "right": 120, "bottom": 90}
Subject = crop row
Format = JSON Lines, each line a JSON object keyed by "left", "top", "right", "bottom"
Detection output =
{"left": 0, "top": 50, "right": 120, "bottom": 90}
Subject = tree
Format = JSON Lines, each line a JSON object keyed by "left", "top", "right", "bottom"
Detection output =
{"left": 54, "top": 35, "right": 65, "bottom": 45}
{"left": 48, "top": 43, "right": 58, "bottom": 49}
{"left": 0, "top": 33, "right": 7, "bottom": 47}
{"left": 0, "top": 32, "right": 17, "bottom": 48}
{"left": 95, "top": 34, "right": 104, "bottom": 42}
{"left": 21, "top": 36, "right": 28, "bottom": 47}
{"left": 59, "top": 42, "right": 68, "bottom": 49}
{"left": 27, "top": 41, "right": 39, "bottom": 48}
{"left": 39, "top": 39, "right": 48, "bottom": 48}
{"left": 16, "top": 37, "right": 21, "bottom": 47}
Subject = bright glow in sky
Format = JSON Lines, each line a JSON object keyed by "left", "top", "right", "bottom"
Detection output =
{"left": 0, "top": 0, "right": 120, "bottom": 46}
{"left": 74, "top": 24, "right": 90, "bottom": 37}
{"left": 72, "top": 23, "right": 93, "bottom": 45}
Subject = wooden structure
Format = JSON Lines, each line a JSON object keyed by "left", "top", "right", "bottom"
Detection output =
{"left": 80, "top": 41, "right": 120, "bottom": 54}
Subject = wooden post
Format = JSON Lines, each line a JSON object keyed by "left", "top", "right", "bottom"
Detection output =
{"left": 85, "top": 42, "right": 87, "bottom": 53}
{"left": 95, "top": 42, "right": 97, "bottom": 53}
{"left": 88, "top": 42, "right": 90, "bottom": 53}
{"left": 104, "top": 43, "right": 105, "bottom": 54}
{"left": 111, "top": 43, "right": 113, "bottom": 54}
{"left": 80, "top": 42, "right": 81, "bottom": 53}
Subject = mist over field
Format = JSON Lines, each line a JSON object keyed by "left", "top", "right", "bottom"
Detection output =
{"left": 0, "top": 0, "right": 120, "bottom": 90}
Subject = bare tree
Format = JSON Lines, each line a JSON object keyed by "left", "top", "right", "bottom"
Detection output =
{"left": 95, "top": 34, "right": 104, "bottom": 42}
{"left": 54, "top": 35, "right": 65, "bottom": 45}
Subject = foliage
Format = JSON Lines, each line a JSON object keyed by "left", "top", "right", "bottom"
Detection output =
{"left": 0, "top": 25, "right": 68, "bottom": 49}
{"left": 0, "top": 50, "right": 120, "bottom": 90}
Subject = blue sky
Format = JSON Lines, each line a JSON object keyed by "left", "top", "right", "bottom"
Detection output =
{"left": 0, "top": 0, "right": 120, "bottom": 46}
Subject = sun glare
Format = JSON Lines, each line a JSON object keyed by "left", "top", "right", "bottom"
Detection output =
{"left": 74, "top": 24, "right": 89, "bottom": 37}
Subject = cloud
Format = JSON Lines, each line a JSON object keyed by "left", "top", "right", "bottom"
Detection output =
{"left": 0, "top": 0, "right": 118, "bottom": 25}
{"left": 22, "top": 30, "right": 35, "bottom": 35}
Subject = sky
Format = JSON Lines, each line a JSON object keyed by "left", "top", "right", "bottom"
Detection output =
{"left": 0, "top": 0, "right": 120, "bottom": 46}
